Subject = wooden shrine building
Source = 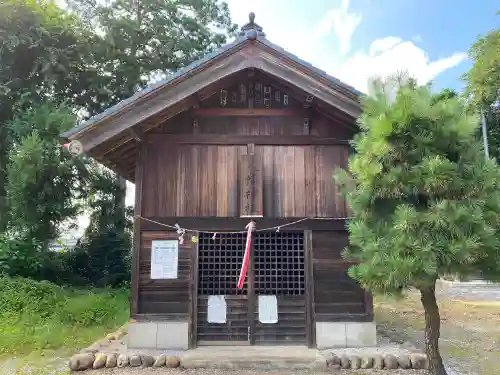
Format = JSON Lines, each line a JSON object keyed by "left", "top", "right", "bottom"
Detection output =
{"left": 62, "top": 13, "right": 376, "bottom": 350}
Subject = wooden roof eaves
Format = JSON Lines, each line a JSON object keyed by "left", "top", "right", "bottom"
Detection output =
{"left": 62, "top": 37, "right": 362, "bottom": 156}
{"left": 61, "top": 36, "right": 251, "bottom": 141}
{"left": 257, "top": 38, "right": 361, "bottom": 101}
{"left": 61, "top": 33, "right": 361, "bottom": 141}
{"left": 74, "top": 51, "right": 253, "bottom": 152}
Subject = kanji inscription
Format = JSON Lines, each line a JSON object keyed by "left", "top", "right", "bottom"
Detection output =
{"left": 239, "top": 153, "right": 263, "bottom": 217}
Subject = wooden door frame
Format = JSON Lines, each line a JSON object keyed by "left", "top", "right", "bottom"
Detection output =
{"left": 189, "top": 229, "right": 314, "bottom": 348}
{"left": 189, "top": 232, "right": 199, "bottom": 349}
{"left": 304, "top": 229, "right": 316, "bottom": 348}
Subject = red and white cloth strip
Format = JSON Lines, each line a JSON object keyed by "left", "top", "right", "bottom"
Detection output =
{"left": 237, "top": 221, "right": 256, "bottom": 289}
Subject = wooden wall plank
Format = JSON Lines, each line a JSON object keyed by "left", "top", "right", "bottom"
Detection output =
{"left": 294, "top": 146, "right": 306, "bottom": 217}
{"left": 311, "top": 231, "right": 372, "bottom": 322}
{"left": 273, "top": 146, "right": 285, "bottom": 217}
{"left": 176, "top": 147, "right": 189, "bottom": 215}
{"left": 142, "top": 143, "right": 349, "bottom": 218}
{"left": 283, "top": 147, "right": 295, "bottom": 216}
{"left": 137, "top": 231, "right": 193, "bottom": 318}
{"left": 260, "top": 146, "right": 274, "bottom": 217}
{"left": 304, "top": 146, "right": 316, "bottom": 217}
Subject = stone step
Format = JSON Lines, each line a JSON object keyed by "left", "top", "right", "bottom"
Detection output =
{"left": 180, "top": 346, "right": 326, "bottom": 370}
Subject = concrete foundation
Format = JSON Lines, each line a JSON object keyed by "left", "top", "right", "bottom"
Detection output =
{"left": 315, "top": 321, "right": 377, "bottom": 349}
{"left": 127, "top": 321, "right": 189, "bottom": 350}
{"left": 181, "top": 346, "right": 326, "bottom": 370}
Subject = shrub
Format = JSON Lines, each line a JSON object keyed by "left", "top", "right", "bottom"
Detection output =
{"left": 0, "top": 276, "right": 129, "bottom": 355}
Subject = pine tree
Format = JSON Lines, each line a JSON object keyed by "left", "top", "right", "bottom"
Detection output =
{"left": 335, "top": 75, "right": 500, "bottom": 375}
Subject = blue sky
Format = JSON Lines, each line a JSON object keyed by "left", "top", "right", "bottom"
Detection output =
{"left": 226, "top": 0, "right": 499, "bottom": 93}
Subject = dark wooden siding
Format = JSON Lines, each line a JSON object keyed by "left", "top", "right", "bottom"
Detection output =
{"left": 141, "top": 73, "right": 354, "bottom": 219}
{"left": 141, "top": 143, "right": 349, "bottom": 218}
{"left": 311, "top": 231, "right": 371, "bottom": 321}
{"left": 152, "top": 111, "right": 353, "bottom": 139}
{"left": 137, "top": 231, "right": 193, "bottom": 318}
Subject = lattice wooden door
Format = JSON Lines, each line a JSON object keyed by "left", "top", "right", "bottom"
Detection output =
{"left": 196, "top": 231, "right": 306, "bottom": 345}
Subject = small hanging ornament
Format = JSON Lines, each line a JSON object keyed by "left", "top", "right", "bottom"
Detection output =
{"left": 191, "top": 235, "right": 198, "bottom": 243}
{"left": 174, "top": 223, "right": 186, "bottom": 245}
{"left": 174, "top": 223, "right": 186, "bottom": 236}
{"left": 276, "top": 226, "right": 280, "bottom": 233}
{"left": 62, "top": 140, "right": 83, "bottom": 156}
{"left": 212, "top": 233, "right": 217, "bottom": 240}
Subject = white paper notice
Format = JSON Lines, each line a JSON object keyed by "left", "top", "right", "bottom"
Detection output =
{"left": 258, "top": 295, "right": 278, "bottom": 324}
{"left": 150, "top": 240, "right": 178, "bottom": 279}
{"left": 207, "top": 295, "right": 227, "bottom": 323}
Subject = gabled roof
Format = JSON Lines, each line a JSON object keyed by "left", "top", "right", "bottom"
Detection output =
{"left": 61, "top": 12, "right": 361, "bottom": 144}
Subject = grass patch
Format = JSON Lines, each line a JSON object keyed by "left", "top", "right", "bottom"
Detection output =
{"left": 0, "top": 276, "right": 129, "bottom": 359}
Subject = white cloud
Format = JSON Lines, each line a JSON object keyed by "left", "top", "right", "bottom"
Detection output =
{"left": 314, "top": 0, "right": 362, "bottom": 56}
{"left": 337, "top": 37, "right": 467, "bottom": 92}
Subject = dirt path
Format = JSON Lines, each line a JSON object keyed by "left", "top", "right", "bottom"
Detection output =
{"left": 375, "top": 282, "right": 500, "bottom": 375}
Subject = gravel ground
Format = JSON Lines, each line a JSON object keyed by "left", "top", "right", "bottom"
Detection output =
{"left": 436, "top": 282, "right": 500, "bottom": 301}
{"left": 376, "top": 283, "right": 500, "bottom": 375}
{"left": 93, "top": 368, "right": 428, "bottom": 375}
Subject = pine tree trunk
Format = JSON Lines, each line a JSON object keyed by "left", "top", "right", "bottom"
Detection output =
{"left": 420, "top": 284, "right": 448, "bottom": 375}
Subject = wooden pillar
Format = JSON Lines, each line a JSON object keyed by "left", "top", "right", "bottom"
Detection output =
{"left": 130, "top": 140, "right": 143, "bottom": 316}
{"left": 304, "top": 230, "right": 316, "bottom": 348}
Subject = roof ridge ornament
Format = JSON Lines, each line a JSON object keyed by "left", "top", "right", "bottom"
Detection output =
{"left": 239, "top": 12, "right": 265, "bottom": 40}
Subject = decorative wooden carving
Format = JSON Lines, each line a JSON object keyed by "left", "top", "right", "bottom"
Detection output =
{"left": 248, "top": 81, "right": 255, "bottom": 109}
{"left": 283, "top": 94, "right": 289, "bottom": 106}
{"left": 231, "top": 92, "right": 237, "bottom": 103}
{"left": 304, "top": 95, "right": 314, "bottom": 108}
{"left": 239, "top": 151, "right": 263, "bottom": 217}
{"left": 303, "top": 118, "right": 310, "bottom": 135}
{"left": 239, "top": 84, "right": 247, "bottom": 103}
{"left": 255, "top": 82, "right": 262, "bottom": 104}
{"left": 275, "top": 90, "right": 281, "bottom": 103}
{"left": 263, "top": 86, "right": 271, "bottom": 108}
{"left": 220, "top": 89, "right": 228, "bottom": 107}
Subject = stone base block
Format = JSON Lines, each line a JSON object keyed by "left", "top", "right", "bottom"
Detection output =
{"left": 316, "top": 322, "right": 377, "bottom": 349}
{"left": 127, "top": 321, "right": 189, "bottom": 350}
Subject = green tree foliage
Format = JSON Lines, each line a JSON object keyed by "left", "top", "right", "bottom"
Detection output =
{"left": 68, "top": 166, "right": 133, "bottom": 287}
{"left": 463, "top": 13, "right": 500, "bottom": 159}
{"left": 0, "top": 0, "right": 96, "bottom": 231}
{"left": 67, "top": 0, "right": 237, "bottom": 110}
{"left": 335, "top": 76, "right": 500, "bottom": 375}
{"left": 0, "top": 0, "right": 237, "bottom": 286}
{"left": 0, "top": 102, "right": 90, "bottom": 280}
{"left": 463, "top": 22, "right": 500, "bottom": 108}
